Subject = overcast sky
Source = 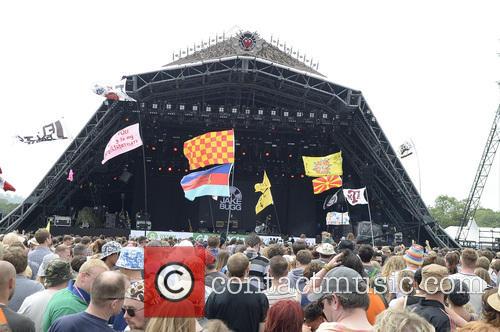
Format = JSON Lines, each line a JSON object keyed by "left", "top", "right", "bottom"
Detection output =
{"left": 1, "top": 0, "right": 499, "bottom": 211}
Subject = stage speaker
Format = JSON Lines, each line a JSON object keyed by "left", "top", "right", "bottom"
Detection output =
{"left": 105, "top": 213, "right": 116, "bottom": 228}
{"left": 231, "top": 221, "right": 238, "bottom": 229}
{"left": 216, "top": 220, "right": 225, "bottom": 228}
{"left": 356, "top": 221, "right": 383, "bottom": 243}
{"left": 53, "top": 215, "right": 71, "bottom": 227}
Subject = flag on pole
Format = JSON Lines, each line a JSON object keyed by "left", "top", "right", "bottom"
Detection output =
{"left": 312, "top": 175, "right": 342, "bottom": 194}
{"left": 102, "top": 123, "right": 143, "bottom": 164}
{"left": 323, "top": 189, "right": 340, "bottom": 210}
{"left": 16, "top": 120, "right": 68, "bottom": 145}
{"left": 181, "top": 164, "right": 232, "bottom": 201}
{"left": 46, "top": 219, "right": 51, "bottom": 233}
{"left": 302, "top": 152, "right": 343, "bottom": 177}
{"left": 255, "top": 171, "right": 273, "bottom": 214}
{"left": 0, "top": 176, "right": 15, "bottom": 192}
{"left": 183, "top": 129, "right": 235, "bottom": 170}
{"left": 398, "top": 141, "right": 414, "bottom": 159}
{"left": 343, "top": 188, "right": 369, "bottom": 205}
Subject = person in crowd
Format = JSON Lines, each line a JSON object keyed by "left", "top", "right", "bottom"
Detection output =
{"left": 374, "top": 308, "right": 434, "bottom": 332}
{"left": 28, "top": 229, "right": 53, "bottom": 278}
{"left": 203, "top": 319, "right": 230, "bottom": 332}
{"left": 450, "top": 248, "right": 488, "bottom": 314}
{"left": 205, "top": 252, "right": 269, "bottom": 332}
{"left": 215, "top": 249, "right": 230, "bottom": 273}
{"left": 62, "top": 235, "right": 73, "bottom": 247}
{"left": 205, "top": 249, "right": 228, "bottom": 291}
{"left": 70, "top": 255, "right": 87, "bottom": 273}
{"left": 303, "top": 302, "right": 326, "bottom": 332}
{"left": 446, "top": 251, "right": 460, "bottom": 275}
{"left": 54, "top": 244, "right": 72, "bottom": 262}
{"left": 136, "top": 236, "right": 148, "bottom": 248}
{"left": 116, "top": 247, "right": 144, "bottom": 282}
{"left": 0, "top": 261, "right": 35, "bottom": 331}
{"left": 48, "top": 271, "right": 127, "bottom": 332}
{"left": 476, "top": 256, "right": 491, "bottom": 270}
{"left": 292, "top": 240, "right": 307, "bottom": 256}
{"left": 265, "top": 244, "right": 286, "bottom": 259}
{"left": 36, "top": 253, "right": 59, "bottom": 284}
{"left": 490, "top": 259, "right": 500, "bottom": 287}
{"left": 244, "top": 233, "right": 269, "bottom": 290}
{"left": 388, "top": 270, "right": 414, "bottom": 308}
{"left": 308, "top": 266, "right": 373, "bottom": 331}
{"left": 42, "top": 258, "right": 109, "bottom": 332}
{"left": 100, "top": 241, "right": 121, "bottom": 270}
{"left": 390, "top": 268, "right": 425, "bottom": 310}
{"left": 207, "top": 235, "right": 220, "bottom": 258}
{"left": 80, "top": 236, "right": 92, "bottom": 248}
{"left": 381, "top": 246, "right": 391, "bottom": 258}
{"left": 123, "top": 280, "right": 146, "bottom": 331}
{"left": 359, "top": 245, "right": 378, "bottom": 279}
{"left": 288, "top": 249, "right": 312, "bottom": 291}
{"left": 389, "top": 246, "right": 422, "bottom": 302}
{"left": 377, "top": 255, "right": 405, "bottom": 299}
{"left": 483, "top": 287, "right": 500, "bottom": 328}
{"left": 264, "top": 255, "right": 301, "bottom": 307}
{"left": 312, "top": 243, "right": 335, "bottom": 268}
{"left": 264, "top": 300, "right": 303, "bottom": 332}
{"left": 19, "top": 259, "right": 73, "bottom": 332}
{"left": 72, "top": 243, "right": 89, "bottom": 257}
{"left": 408, "top": 264, "right": 452, "bottom": 332}
{"left": 145, "top": 317, "right": 201, "bottom": 332}
{"left": 457, "top": 321, "right": 499, "bottom": 332}
{"left": 475, "top": 267, "right": 493, "bottom": 286}
{"left": 447, "top": 279, "right": 476, "bottom": 323}
{"left": 2, "top": 246, "right": 45, "bottom": 311}
{"left": 2, "top": 232, "right": 26, "bottom": 248}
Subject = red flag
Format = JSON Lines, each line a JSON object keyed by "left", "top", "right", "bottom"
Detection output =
{"left": 312, "top": 175, "right": 342, "bottom": 194}
{"left": 0, "top": 176, "right": 16, "bottom": 192}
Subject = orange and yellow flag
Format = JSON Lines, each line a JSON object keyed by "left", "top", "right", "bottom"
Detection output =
{"left": 183, "top": 129, "right": 235, "bottom": 170}
{"left": 312, "top": 175, "right": 342, "bottom": 194}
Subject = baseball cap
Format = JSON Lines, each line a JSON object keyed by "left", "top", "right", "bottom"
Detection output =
{"left": 419, "top": 264, "right": 451, "bottom": 293}
{"left": 116, "top": 247, "right": 144, "bottom": 270}
{"left": 100, "top": 241, "right": 121, "bottom": 260}
{"left": 308, "top": 266, "right": 367, "bottom": 302}
{"left": 44, "top": 259, "right": 73, "bottom": 287}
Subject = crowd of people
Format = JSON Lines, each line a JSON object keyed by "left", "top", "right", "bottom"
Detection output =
{"left": 0, "top": 228, "right": 499, "bottom": 332}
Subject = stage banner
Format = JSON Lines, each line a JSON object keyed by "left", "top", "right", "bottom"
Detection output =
{"left": 302, "top": 152, "right": 343, "bottom": 177}
{"left": 130, "top": 230, "right": 193, "bottom": 241}
{"left": 326, "top": 211, "right": 350, "bottom": 225}
{"left": 102, "top": 123, "right": 143, "bottom": 164}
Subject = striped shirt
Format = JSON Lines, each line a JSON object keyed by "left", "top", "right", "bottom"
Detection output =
{"left": 263, "top": 285, "right": 301, "bottom": 307}
{"left": 244, "top": 249, "right": 269, "bottom": 290}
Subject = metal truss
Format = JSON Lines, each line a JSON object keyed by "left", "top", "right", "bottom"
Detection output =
{"left": 351, "top": 94, "right": 460, "bottom": 248}
{"left": 0, "top": 101, "right": 125, "bottom": 232}
{"left": 457, "top": 105, "right": 500, "bottom": 241}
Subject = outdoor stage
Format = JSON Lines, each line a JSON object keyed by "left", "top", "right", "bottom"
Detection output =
{"left": 0, "top": 31, "right": 460, "bottom": 247}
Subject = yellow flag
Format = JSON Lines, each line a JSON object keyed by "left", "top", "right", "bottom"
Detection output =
{"left": 256, "top": 189, "right": 273, "bottom": 214}
{"left": 255, "top": 171, "right": 273, "bottom": 214}
{"left": 254, "top": 171, "right": 271, "bottom": 193}
{"left": 46, "top": 219, "right": 51, "bottom": 233}
{"left": 302, "top": 152, "right": 343, "bottom": 177}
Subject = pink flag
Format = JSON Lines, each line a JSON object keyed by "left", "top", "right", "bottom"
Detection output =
{"left": 67, "top": 169, "right": 74, "bottom": 182}
{"left": 102, "top": 123, "right": 143, "bottom": 164}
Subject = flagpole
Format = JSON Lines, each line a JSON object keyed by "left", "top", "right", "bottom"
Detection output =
{"left": 365, "top": 188, "right": 375, "bottom": 247}
{"left": 208, "top": 196, "right": 216, "bottom": 232}
{"left": 225, "top": 164, "right": 235, "bottom": 237}
{"left": 137, "top": 108, "right": 148, "bottom": 237}
{"left": 272, "top": 201, "right": 282, "bottom": 235}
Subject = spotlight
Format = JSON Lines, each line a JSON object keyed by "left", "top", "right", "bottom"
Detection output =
{"left": 288, "top": 154, "right": 293, "bottom": 158}
{"left": 151, "top": 146, "right": 156, "bottom": 151}
{"left": 167, "top": 167, "right": 173, "bottom": 172}
{"left": 152, "top": 103, "right": 158, "bottom": 109}
{"left": 166, "top": 103, "right": 172, "bottom": 110}
{"left": 245, "top": 109, "right": 251, "bottom": 115}
{"left": 231, "top": 107, "right": 238, "bottom": 114}
{"left": 173, "top": 147, "right": 178, "bottom": 152}
{"left": 179, "top": 104, "right": 185, "bottom": 110}
{"left": 271, "top": 110, "right": 277, "bottom": 116}
{"left": 206, "top": 106, "right": 211, "bottom": 112}
{"left": 300, "top": 174, "right": 305, "bottom": 178}
{"left": 219, "top": 106, "right": 224, "bottom": 113}
{"left": 284, "top": 111, "right": 289, "bottom": 117}
{"left": 242, "top": 151, "right": 246, "bottom": 156}
{"left": 258, "top": 109, "right": 264, "bottom": 115}
{"left": 158, "top": 167, "right": 162, "bottom": 171}
{"left": 192, "top": 105, "right": 198, "bottom": 111}
{"left": 265, "top": 152, "right": 270, "bottom": 157}
{"left": 297, "top": 111, "right": 303, "bottom": 117}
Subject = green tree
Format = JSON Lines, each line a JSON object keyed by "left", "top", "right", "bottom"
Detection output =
{"left": 0, "top": 198, "right": 18, "bottom": 217}
{"left": 428, "top": 195, "right": 465, "bottom": 228}
{"left": 429, "top": 195, "right": 500, "bottom": 228}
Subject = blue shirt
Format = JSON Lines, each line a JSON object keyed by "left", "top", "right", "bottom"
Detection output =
{"left": 48, "top": 312, "right": 114, "bottom": 332}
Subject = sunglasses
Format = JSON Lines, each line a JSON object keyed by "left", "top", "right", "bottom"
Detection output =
{"left": 123, "top": 307, "right": 144, "bottom": 317}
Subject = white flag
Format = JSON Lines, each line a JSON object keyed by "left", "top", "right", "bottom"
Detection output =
{"left": 102, "top": 123, "right": 143, "bottom": 164}
{"left": 16, "top": 120, "right": 68, "bottom": 144}
{"left": 343, "top": 188, "right": 368, "bottom": 205}
{"left": 92, "top": 80, "right": 135, "bottom": 102}
{"left": 398, "top": 141, "right": 414, "bottom": 159}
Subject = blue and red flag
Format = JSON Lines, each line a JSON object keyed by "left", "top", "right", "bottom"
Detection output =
{"left": 180, "top": 163, "right": 232, "bottom": 201}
